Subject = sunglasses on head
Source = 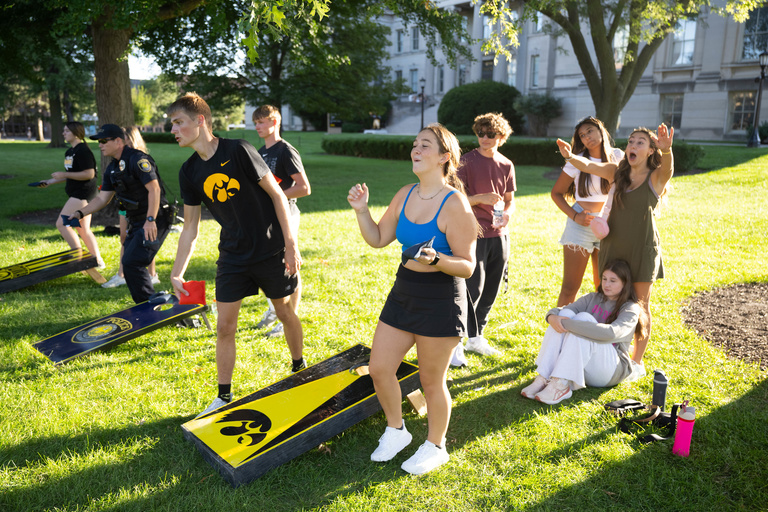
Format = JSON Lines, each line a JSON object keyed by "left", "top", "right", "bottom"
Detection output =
{"left": 476, "top": 131, "right": 497, "bottom": 138}
{"left": 98, "top": 138, "right": 115, "bottom": 144}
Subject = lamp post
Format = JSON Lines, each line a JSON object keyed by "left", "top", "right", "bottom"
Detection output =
{"left": 748, "top": 50, "right": 768, "bottom": 148}
{"left": 419, "top": 77, "right": 426, "bottom": 130}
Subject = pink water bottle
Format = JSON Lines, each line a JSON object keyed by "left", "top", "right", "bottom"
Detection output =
{"left": 672, "top": 402, "right": 696, "bottom": 457}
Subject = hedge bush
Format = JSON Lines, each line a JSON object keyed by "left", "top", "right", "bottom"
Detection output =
{"left": 321, "top": 135, "right": 704, "bottom": 172}
{"left": 437, "top": 81, "right": 526, "bottom": 135}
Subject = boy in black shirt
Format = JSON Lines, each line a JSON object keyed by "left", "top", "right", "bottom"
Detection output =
{"left": 167, "top": 93, "right": 304, "bottom": 418}
{"left": 252, "top": 105, "right": 311, "bottom": 338}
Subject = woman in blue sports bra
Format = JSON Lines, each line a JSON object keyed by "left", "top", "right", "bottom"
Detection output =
{"left": 348, "top": 123, "right": 477, "bottom": 475}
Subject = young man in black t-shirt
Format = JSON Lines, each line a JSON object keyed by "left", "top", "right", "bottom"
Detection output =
{"left": 252, "top": 105, "right": 311, "bottom": 338}
{"left": 168, "top": 93, "right": 304, "bottom": 418}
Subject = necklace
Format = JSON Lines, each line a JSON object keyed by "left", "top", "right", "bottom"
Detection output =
{"left": 416, "top": 183, "right": 445, "bottom": 200}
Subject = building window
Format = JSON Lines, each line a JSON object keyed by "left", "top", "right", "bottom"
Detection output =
{"left": 614, "top": 25, "right": 629, "bottom": 69}
{"left": 483, "top": 15, "right": 492, "bottom": 40}
{"left": 530, "top": 55, "right": 540, "bottom": 88}
{"left": 460, "top": 16, "right": 469, "bottom": 44}
{"left": 743, "top": 7, "right": 768, "bottom": 60}
{"left": 507, "top": 55, "right": 517, "bottom": 86}
{"left": 412, "top": 27, "right": 420, "bottom": 51}
{"left": 395, "top": 69, "right": 403, "bottom": 85}
{"left": 409, "top": 69, "right": 419, "bottom": 93}
{"left": 438, "top": 66, "right": 444, "bottom": 93}
{"left": 396, "top": 30, "right": 404, "bottom": 53}
{"left": 660, "top": 94, "right": 684, "bottom": 129}
{"left": 670, "top": 19, "right": 696, "bottom": 65}
{"left": 459, "top": 64, "right": 468, "bottom": 86}
{"left": 482, "top": 60, "right": 494, "bottom": 81}
{"left": 730, "top": 91, "right": 756, "bottom": 131}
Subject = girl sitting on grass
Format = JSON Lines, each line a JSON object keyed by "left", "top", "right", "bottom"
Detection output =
{"left": 521, "top": 259, "right": 648, "bottom": 405}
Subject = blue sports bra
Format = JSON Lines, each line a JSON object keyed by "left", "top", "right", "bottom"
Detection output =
{"left": 396, "top": 184, "right": 454, "bottom": 255}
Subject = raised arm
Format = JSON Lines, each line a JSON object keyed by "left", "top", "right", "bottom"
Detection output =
{"left": 556, "top": 139, "right": 618, "bottom": 181}
{"left": 650, "top": 123, "right": 675, "bottom": 196}
{"left": 347, "top": 183, "right": 403, "bottom": 248}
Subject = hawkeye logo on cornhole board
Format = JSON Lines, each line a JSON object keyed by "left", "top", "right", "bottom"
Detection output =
{"left": 186, "top": 369, "right": 360, "bottom": 468}
{"left": 72, "top": 317, "right": 133, "bottom": 344}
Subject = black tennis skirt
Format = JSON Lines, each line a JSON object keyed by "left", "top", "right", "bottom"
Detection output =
{"left": 379, "top": 265, "right": 469, "bottom": 338}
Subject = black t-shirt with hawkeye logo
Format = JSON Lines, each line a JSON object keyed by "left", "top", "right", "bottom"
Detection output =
{"left": 179, "top": 138, "right": 284, "bottom": 265}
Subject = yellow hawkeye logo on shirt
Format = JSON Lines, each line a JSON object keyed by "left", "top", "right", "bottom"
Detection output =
{"left": 204, "top": 173, "right": 240, "bottom": 203}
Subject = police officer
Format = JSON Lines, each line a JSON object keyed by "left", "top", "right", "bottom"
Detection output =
{"left": 72, "top": 124, "right": 171, "bottom": 303}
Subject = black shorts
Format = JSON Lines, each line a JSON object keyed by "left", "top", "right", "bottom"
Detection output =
{"left": 215, "top": 251, "right": 298, "bottom": 303}
{"left": 379, "top": 266, "right": 468, "bottom": 338}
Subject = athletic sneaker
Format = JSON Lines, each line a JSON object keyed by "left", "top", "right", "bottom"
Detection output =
{"left": 521, "top": 375, "right": 549, "bottom": 399}
{"left": 370, "top": 423, "right": 412, "bottom": 462}
{"left": 266, "top": 322, "right": 284, "bottom": 339}
{"left": 151, "top": 274, "right": 160, "bottom": 285}
{"left": 624, "top": 361, "right": 647, "bottom": 382}
{"left": 292, "top": 357, "right": 307, "bottom": 373}
{"left": 465, "top": 336, "right": 501, "bottom": 357}
{"left": 401, "top": 441, "right": 449, "bottom": 475}
{"left": 101, "top": 274, "right": 126, "bottom": 288}
{"left": 450, "top": 342, "right": 468, "bottom": 367}
{"left": 535, "top": 377, "right": 573, "bottom": 405}
{"left": 257, "top": 308, "right": 278, "bottom": 329}
{"left": 195, "top": 396, "right": 231, "bottom": 419}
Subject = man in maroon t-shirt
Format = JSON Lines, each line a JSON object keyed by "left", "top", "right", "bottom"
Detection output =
{"left": 453, "top": 113, "right": 516, "bottom": 366}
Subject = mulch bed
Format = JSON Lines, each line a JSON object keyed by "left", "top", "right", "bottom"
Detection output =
{"left": 681, "top": 282, "right": 768, "bottom": 370}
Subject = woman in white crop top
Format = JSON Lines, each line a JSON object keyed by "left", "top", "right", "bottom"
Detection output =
{"left": 550, "top": 116, "right": 623, "bottom": 306}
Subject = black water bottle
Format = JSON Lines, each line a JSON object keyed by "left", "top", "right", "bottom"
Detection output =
{"left": 652, "top": 369, "right": 668, "bottom": 411}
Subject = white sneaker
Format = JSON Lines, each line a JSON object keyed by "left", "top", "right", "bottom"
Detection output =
{"left": 256, "top": 308, "right": 278, "bottom": 329}
{"left": 371, "top": 423, "right": 412, "bottom": 462}
{"left": 401, "top": 441, "right": 449, "bottom": 475}
{"left": 465, "top": 336, "right": 501, "bottom": 356}
{"left": 450, "top": 342, "right": 468, "bottom": 367}
{"left": 624, "top": 361, "right": 647, "bottom": 382}
{"left": 535, "top": 377, "right": 572, "bottom": 405}
{"left": 150, "top": 274, "right": 160, "bottom": 285}
{"left": 266, "top": 322, "right": 284, "bottom": 338}
{"left": 521, "top": 375, "right": 548, "bottom": 399}
{"left": 101, "top": 274, "right": 126, "bottom": 288}
{"left": 195, "top": 397, "right": 230, "bottom": 419}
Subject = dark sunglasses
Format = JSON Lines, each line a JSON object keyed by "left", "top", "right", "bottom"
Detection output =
{"left": 476, "top": 131, "right": 497, "bottom": 138}
{"left": 97, "top": 138, "right": 115, "bottom": 144}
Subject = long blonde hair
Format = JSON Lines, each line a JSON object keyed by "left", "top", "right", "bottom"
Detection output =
{"left": 123, "top": 126, "right": 148, "bottom": 153}
{"left": 419, "top": 123, "right": 465, "bottom": 195}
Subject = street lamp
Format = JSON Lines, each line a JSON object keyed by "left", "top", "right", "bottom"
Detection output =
{"left": 419, "top": 77, "right": 426, "bottom": 130}
{"left": 748, "top": 50, "right": 768, "bottom": 148}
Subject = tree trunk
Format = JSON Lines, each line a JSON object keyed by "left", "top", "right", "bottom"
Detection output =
{"left": 48, "top": 89, "right": 66, "bottom": 148}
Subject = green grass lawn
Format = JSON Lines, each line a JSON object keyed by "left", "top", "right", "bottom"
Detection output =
{"left": 1, "top": 134, "right": 766, "bottom": 511}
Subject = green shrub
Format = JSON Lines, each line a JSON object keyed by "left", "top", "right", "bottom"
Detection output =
{"left": 514, "top": 93, "right": 563, "bottom": 137}
{"left": 140, "top": 132, "right": 177, "bottom": 144}
{"left": 437, "top": 81, "right": 525, "bottom": 135}
{"left": 321, "top": 135, "right": 704, "bottom": 172}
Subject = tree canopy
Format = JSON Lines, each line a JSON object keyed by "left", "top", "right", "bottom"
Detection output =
{"left": 480, "top": 0, "right": 763, "bottom": 135}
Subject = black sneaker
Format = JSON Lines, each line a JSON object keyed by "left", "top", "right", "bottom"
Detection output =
{"left": 292, "top": 357, "right": 307, "bottom": 373}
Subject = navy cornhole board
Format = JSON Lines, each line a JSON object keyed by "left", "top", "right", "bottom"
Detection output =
{"left": 32, "top": 296, "right": 208, "bottom": 364}
{"left": 181, "top": 344, "right": 421, "bottom": 487}
{"left": 0, "top": 248, "right": 103, "bottom": 293}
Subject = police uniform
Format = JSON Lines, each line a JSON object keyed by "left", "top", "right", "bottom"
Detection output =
{"left": 101, "top": 146, "right": 171, "bottom": 303}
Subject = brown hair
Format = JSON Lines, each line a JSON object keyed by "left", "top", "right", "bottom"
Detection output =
{"left": 597, "top": 259, "right": 649, "bottom": 339}
{"left": 65, "top": 122, "right": 86, "bottom": 141}
{"left": 419, "top": 123, "right": 465, "bottom": 195}
{"left": 167, "top": 92, "right": 213, "bottom": 135}
{"left": 613, "top": 127, "right": 665, "bottom": 209}
{"left": 567, "top": 116, "right": 614, "bottom": 199}
{"left": 252, "top": 104, "right": 281, "bottom": 125}
{"left": 472, "top": 112, "right": 513, "bottom": 145}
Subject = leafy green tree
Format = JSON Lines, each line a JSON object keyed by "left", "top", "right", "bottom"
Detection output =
{"left": 437, "top": 81, "right": 525, "bottom": 135}
{"left": 514, "top": 93, "right": 563, "bottom": 137}
{"left": 479, "top": 0, "right": 762, "bottom": 135}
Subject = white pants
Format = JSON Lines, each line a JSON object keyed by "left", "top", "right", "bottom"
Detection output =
{"left": 535, "top": 310, "right": 619, "bottom": 390}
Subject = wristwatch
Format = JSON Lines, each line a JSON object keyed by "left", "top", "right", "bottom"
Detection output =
{"left": 429, "top": 253, "right": 440, "bottom": 266}
{"left": 146, "top": 216, "right": 155, "bottom": 222}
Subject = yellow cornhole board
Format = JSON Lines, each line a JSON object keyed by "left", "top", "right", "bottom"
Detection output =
{"left": 0, "top": 248, "right": 104, "bottom": 293}
{"left": 181, "top": 344, "right": 421, "bottom": 487}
